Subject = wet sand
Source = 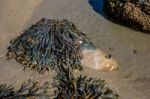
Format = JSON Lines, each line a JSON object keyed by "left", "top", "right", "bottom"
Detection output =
{"left": 0, "top": 0, "right": 150, "bottom": 98}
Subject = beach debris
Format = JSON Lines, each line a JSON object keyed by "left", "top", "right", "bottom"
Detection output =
{"left": 6, "top": 18, "right": 90, "bottom": 72}
{"left": 104, "top": 0, "right": 150, "bottom": 33}
{"left": 0, "top": 79, "right": 51, "bottom": 99}
{"left": 53, "top": 66, "right": 119, "bottom": 99}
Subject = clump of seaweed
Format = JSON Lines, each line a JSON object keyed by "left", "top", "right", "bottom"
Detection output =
{"left": 6, "top": 18, "right": 90, "bottom": 72}
{"left": 0, "top": 79, "right": 51, "bottom": 99}
{"left": 53, "top": 65, "right": 119, "bottom": 99}
{"left": 6, "top": 18, "right": 119, "bottom": 99}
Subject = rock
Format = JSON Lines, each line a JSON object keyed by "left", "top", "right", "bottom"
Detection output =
{"left": 104, "top": 0, "right": 150, "bottom": 33}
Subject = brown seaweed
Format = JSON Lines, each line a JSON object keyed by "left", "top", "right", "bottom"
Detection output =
{"left": 6, "top": 19, "right": 119, "bottom": 99}
{"left": 7, "top": 19, "right": 90, "bottom": 72}
{"left": 53, "top": 66, "right": 119, "bottom": 99}
{"left": 0, "top": 79, "right": 51, "bottom": 99}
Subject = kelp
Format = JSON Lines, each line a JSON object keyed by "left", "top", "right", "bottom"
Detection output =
{"left": 0, "top": 77, "right": 119, "bottom": 99}
{"left": 6, "top": 18, "right": 90, "bottom": 72}
{"left": 0, "top": 79, "right": 51, "bottom": 99}
{"left": 53, "top": 66, "right": 119, "bottom": 99}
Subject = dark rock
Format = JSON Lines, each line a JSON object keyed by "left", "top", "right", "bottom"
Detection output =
{"left": 104, "top": 0, "right": 150, "bottom": 33}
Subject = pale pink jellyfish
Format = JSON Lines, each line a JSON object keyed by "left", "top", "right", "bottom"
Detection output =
{"left": 80, "top": 43, "right": 118, "bottom": 72}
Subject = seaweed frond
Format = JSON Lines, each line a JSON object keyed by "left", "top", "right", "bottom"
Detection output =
{"left": 0, "top": 79, "right": 51, "bottom": 99}
{"left": 53, "top": 68, "right": 119, "bottom": 99}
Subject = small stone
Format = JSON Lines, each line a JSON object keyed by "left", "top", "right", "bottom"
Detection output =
{"left": 133, "top": 50, "right": 137, "bottom": 54}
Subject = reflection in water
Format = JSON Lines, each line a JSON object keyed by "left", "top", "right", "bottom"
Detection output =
{"left": 88, "top": 0, "right": 105, "bottom": 16}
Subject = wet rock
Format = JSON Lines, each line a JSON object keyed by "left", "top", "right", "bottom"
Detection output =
{"left": 104, "top": 0, "right": 150, "bottom": 33}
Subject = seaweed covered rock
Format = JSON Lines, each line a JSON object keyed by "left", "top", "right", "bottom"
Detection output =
{"left": 7, "top": 19, "right": 90, "bottom": 72}
{"left": 104, "top": 0, "right": 150, "bottom": 33}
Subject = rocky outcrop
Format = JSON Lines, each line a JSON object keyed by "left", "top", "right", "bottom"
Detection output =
{"left": 104, "top": 0, "right": 150, "bottom": 33}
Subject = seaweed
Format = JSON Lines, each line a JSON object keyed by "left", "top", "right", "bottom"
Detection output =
{"left": 0, "top": 79, "right": 51, "bottom": 99}
{"left": 52, "top": 51, "right": 119, "bottom": 99}
{"left": 0, "top": 76, "right": 118, "bottom": 99}
{"left": 7, "top": 19, "right": 90, "bottom": 73}
{"left": 6, "top": 19, "right": 119, "bottom": 99}
{"left": 53, "top": 66, "right": 119, "bottom": 99}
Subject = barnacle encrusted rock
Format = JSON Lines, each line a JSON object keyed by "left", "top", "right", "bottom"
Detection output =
{"left": 104, "top": 0, "right": 150, "bottom": 33}
{"left": 7, "top": 18, "right": 89, "bottom": 72}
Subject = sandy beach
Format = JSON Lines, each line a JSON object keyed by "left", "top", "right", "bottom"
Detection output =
{"left": 0, "top": 0, "right": 150, "bottom": 98}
